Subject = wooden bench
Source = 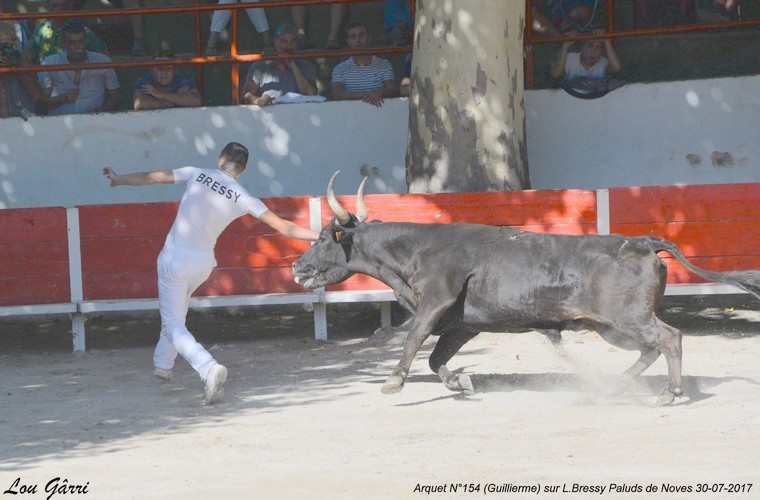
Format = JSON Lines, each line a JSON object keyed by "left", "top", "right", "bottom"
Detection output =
{"left": 2, "top": 185, "right": 758, "bottom": 351}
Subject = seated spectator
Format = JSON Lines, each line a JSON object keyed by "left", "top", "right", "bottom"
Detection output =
{"left": 550, "top": 30, "right": 621, "bottom": 81}
{"left": 287, "top": 3, "right": 346, "bottom": 50}
{"left": 241, "top": 23, "right": 317, "bottom": 106}
{"left": 331, "top": 21, "right": 398, "bottom": 107}
{"left": 26, "top": 0, "right": 108, "bottom": 64}
{"left": 37, "top": 21, "right": 122, "bottom": 115}
{"left": 0, "top": 5, "right": 30, "bottom": 50}
{"left": 0, "top": 21, "right": 41, "bottom": 119}
{"left": 532, "top": 0, "right": 597, "bottom": 37}
{"left": 133, "top": 50, "right": 201, "bottom": 110}
{"left": 385, "top": 0, "right": 412, "bottom": 46}
{"left": 206, "top": 0, "right": 274, "bottom": 55}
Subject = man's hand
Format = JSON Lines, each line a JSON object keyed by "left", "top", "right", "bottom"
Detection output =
{"left": 362, "top": 89, "right": 384, "bottom": 107}
{"left": 102, "top": 167, "right": 119, "bottom": 186}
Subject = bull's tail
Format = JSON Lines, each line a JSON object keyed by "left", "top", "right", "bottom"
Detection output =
{"left": 643, "top": 236, "right": 760, "bottom": 301}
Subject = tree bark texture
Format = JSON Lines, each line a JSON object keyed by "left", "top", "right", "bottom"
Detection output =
{"left": 407, "top": 0, "right": 529, "bottom": 193}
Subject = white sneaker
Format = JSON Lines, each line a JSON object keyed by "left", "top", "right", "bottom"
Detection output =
{"left": 154, "top": 368, "right": 173, "bottom": 381}
{"left": 204, "top": 364, "right": 228, "bottom": 405}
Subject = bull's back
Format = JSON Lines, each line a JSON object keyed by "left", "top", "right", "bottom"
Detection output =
{"left": 410, "top": 225, "right": 665, "bottom": 329}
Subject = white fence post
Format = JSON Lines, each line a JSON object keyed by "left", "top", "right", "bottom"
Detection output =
{"left": 67, "top": 208, "right": 85, "bottom": 351}
{"left": 308, "top": 197, "right": 328, "bottom": 340}
{"left": 596, "top": 189, "right": 610, "bottom": 235}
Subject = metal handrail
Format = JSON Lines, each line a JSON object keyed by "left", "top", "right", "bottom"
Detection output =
{"left": 0, "top": 0, "right": 412, "bottom": 105}
{"left": 523, "top": 0, "right": 758, "bottom": 87}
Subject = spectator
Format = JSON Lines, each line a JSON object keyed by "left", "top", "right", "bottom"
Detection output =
{"left": 532, "top": 0, "right": 598, "bottom": 37}
{"left": 0, "top": 21, "right": 41, "bottom": 119}
{"left": 331, "top": 21, "right": 397, "bottom": 107}
{"left": 550, "top": 31, "right": 621, "bottom": 81}
{"left": 385, "top": 0, "right": 412, "bottom": 46}
{"left": 0, "top": 5, "right": 30, "bottom": 50}
{"left": 241, "top": 23, "right": 317, "bottom": 106}
{"left": 133, "top": 50, "right": 201, "bottom": 110}
{"left": 26, "top": 0, "right": 108, "bottom": 64}
{"left": 205, "top": 0, "right": 274, "bottom": 55}
{"left": 287, "top": 2, "right": 346, "bottom": 50}
{"left": 37, "top": 21, "right": 122, "bottom": 115}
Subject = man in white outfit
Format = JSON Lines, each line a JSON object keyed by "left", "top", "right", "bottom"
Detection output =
{"left": 102, "top": 142, "right": 318, "bottom": 404}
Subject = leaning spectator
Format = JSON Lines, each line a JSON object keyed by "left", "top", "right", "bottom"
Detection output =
{"left": 0, "top": 21, "right": 41, "bottom": 119}
{"left": 241, "top": 23, "right": 317, "bottom": 106}
{"left": 331, "top": 21, "right": 397, "bottom": 107}
{"left": 550, "top": 30, "right": 621, "bottom": 81}
{"left": 37, "top": 21, "right": 121, "bottom": 115}
{"left": 26, "top": 0, "right": 108, "bottom": 64}
{"left": 133, "top": 50, "right": 201, "bottom": 110}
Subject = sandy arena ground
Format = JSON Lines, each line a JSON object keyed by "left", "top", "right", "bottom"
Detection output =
{"left": 1, "top": 295, "right": 759, "bottom": 500}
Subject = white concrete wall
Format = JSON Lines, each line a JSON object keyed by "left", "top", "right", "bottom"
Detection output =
{"left": 0, "top": 99, "right": 410, "bottom": 209}
{"left": 1, "top": 75, "right": 758, "bottom": 210}
{"left": 525, "top": 75, "right": 760, "bottom": 189}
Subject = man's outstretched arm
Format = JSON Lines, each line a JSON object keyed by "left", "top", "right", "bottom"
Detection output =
{"left": 103, "top": 167, "right": 175, "bottom": 186}
{"left": 258, "top": 210, "right": 319, "bottom": 241}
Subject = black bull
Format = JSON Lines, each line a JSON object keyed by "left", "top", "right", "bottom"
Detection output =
{"left": 292, "top": 174, "right": 760, "bottom": 405}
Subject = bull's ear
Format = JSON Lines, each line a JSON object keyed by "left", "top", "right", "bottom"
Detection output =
{"left": 331, "top": 228, "right": 354, "bottom": 244}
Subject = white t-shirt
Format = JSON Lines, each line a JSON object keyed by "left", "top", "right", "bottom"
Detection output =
{"left": 564, "top": 52, "right": 609, "bottom": 79}
{"left": 165, "top": 167, "right": 269, "bottom": 251}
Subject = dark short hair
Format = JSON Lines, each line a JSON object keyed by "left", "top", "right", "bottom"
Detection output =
{"left": 62, "top": 20, "right": 86, "bottom": 39}
{"left": 345, "top": 21, "right": 368, "bottom": 33}
{"left": 274, "top": 23, "right": 297, "bottom": 38}
{"left": 220, "top": 142, "right": 249, "bottom": 173}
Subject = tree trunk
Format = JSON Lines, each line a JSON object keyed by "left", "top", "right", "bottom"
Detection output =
{"left": 407, "top": 0, "right": 529, "bottom": 193}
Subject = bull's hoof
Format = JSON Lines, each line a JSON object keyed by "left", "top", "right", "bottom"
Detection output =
{"left": 656, "top": 389, "right": 677, "bottom": 407}
{"left": 458, "top": 374, "right": 475, "bottom": 396}
{"left": 381, "top": 375, "right": 405, "bottom": 394}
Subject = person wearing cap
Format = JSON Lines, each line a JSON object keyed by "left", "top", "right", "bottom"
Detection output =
{"left": 37, "top": 21, "right": 122, "bottom": 115}
{"left": 331, "top": 21, "right": 398, "bottom": 107}
{"left": 550, "top": 29, "right": 622, "bottom": 81}
{"left": 241, "top": 23, "right": 317, "bottom": 106}
{"left": 133, "top": 50, "right": 201, "bottom": 110}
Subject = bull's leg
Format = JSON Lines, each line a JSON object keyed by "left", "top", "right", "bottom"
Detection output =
{"left": 429, "top": 329, "right": 479, "bottom": 395}
{"left": 604, "top": 320, "right": 683, "bottom": 406}
{"left": 381, "top": 294, "right": 457, "bottom": 395}
{"left": 652, "top": 320, "right": 683, "bottom": 406}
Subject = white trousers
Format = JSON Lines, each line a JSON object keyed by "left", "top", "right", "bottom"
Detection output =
{"left": 153, "top": 244, "right": 217, "bottom": 381}
{"left": 210, "top": 0, "right": 269, "bottom": 34}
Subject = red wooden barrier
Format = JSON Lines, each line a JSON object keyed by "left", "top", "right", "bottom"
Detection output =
{"left": 4, "top": 185, "right": 759, "bottom": 311}
{"left": 610, "top": 184, "right": 760, "bottom": 284}
{"left": 77, "top": 198, "right": 313, "bottom": 300}
{"left": 0, "top": 207, "right": 70, "bottom": 306}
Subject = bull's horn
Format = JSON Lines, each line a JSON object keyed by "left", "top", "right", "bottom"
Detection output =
{"left": 356, "top": 177, "right": 368, "bottom": 222}
{"left": 327, "top": 171, "right": 351, "bottom": 226}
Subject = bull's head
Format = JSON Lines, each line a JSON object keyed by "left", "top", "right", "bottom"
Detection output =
{"left": 292, "top": 172, "right": 368, "bottom": 289}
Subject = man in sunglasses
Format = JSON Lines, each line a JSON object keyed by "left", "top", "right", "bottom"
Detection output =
{"left": 133, "top": 51, "right": 201, "bottom": 110}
